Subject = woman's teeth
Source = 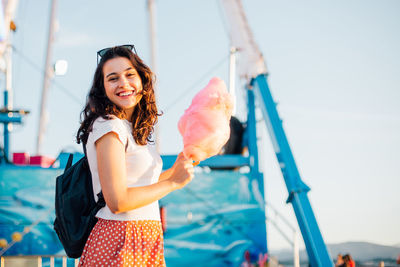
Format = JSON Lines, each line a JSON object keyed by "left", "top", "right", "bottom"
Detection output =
{"left": 118, "top": 91, "right": 133, "bottom": 96}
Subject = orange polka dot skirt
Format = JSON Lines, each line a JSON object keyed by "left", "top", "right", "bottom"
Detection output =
{"left": 79, "top": 218, "right": 166, "bottom": 267}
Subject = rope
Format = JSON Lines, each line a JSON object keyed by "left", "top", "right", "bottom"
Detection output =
{"left": 161, "top": 53, "right": 230, "bottom": 113}
{"left": 11, "top": 46, "right": 82, "bottom": 105}
{"left": 215, "top": 0, "right": 231, "bottom": 42}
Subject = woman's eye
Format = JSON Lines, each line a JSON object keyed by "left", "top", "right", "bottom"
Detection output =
{"left": 109, "top": 77, "right": 117, "bottom": 81}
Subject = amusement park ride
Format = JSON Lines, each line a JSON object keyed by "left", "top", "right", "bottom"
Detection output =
{"left": 0, "top": 0, "right": 333, "bottom": 266}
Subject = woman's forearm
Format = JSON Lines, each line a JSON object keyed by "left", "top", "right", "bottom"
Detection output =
{"left": 111, "top": 179, "right": 177, "bottom": 214}
{"left": 96, "top": 134, "right": 192, "bottom": 214}
{"left": 159, "top": 168, "right": 173, "bottom": 182}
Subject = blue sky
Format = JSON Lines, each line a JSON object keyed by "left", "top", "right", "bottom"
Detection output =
{"left": 5, "top": 0, "right": 400, "bottom": 250}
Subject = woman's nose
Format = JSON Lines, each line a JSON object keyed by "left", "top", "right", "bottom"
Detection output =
{"left": 119, "top": 76, "right": 130, "bottom": 88}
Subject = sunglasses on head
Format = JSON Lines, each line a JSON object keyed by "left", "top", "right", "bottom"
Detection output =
{"left": 97, "top": 44, "right": 137, "bottom": 64}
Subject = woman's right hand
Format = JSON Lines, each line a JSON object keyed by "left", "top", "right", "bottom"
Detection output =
{"left": 169, "top": 152, "right": 194, "bottom": 190}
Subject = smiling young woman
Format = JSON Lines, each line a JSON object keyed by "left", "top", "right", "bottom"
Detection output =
{"left": 102, "top": 57, "right": 143, "bottom": 119}
{"left": 76, "top": 45, "right": 194, "bottom": 266}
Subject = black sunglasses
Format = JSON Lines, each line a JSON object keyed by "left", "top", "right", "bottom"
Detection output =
{"left": 96, "top": 44, "right": 137, "bottom": 64}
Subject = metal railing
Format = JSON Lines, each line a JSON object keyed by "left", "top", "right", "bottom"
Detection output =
{"left": 1, "top": 255, "right": 78, "bottom": 267}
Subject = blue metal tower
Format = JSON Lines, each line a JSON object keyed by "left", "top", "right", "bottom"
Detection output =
{"left": 249, "top": 73, "right": 333, "bottom": 266}
{"left": 162, "top": 72, "right": 334, "bottom": 266}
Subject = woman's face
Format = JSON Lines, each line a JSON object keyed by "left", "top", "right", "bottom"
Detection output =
{"left": 103, "top": 57, "right": 143, "bottom": 118}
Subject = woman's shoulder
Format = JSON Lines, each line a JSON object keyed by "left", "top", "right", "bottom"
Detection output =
{"left": 93, "top": 115, "right": 126, "bottom": 128}
{"left": 90, "top": 115, "right": 130, "bottom": 145}
{"left": 94, "top": 114, "right": 120, "bottom": 123}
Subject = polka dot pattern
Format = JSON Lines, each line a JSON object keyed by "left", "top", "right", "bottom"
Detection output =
{"left": 79, "top": 219, "right": 165, "bottom": 267}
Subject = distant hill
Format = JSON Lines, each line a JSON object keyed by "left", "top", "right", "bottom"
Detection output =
{"left": 270, "top": 241, "right": 400, "bottom": 262}
{"left": 328, "top": 241, "right": 399, "bottom": 260}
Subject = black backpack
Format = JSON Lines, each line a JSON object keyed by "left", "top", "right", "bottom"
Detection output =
{"left": 53, "top": 151, "right": 106, "bottom": 258}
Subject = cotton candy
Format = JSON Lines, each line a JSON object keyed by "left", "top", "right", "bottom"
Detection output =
{"left": 178, "top": 77, "right": 234, "bottom": 162}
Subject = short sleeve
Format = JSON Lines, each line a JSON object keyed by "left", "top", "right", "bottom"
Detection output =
{"left": 91, "top": 117, "right": 128, "bottom": 147}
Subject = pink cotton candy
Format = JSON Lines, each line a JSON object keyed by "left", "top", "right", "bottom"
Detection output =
{"left": 178, "top": 77, "right": 234, "bottom": 162}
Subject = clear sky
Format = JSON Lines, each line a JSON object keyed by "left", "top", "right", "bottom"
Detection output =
{"left": 5, "top": 0, "right": 400, "bottom": 251}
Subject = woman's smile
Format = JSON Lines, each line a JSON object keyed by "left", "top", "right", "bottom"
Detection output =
{"left": 103, "top": 57, "right": 143, "bottom": 118}
{"left": 117, "top": 90, "right": 134, "bottom": 97}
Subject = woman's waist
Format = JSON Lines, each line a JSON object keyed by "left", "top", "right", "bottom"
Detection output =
{"left": 96, "top": 201, "right": 160, "bottom": 221}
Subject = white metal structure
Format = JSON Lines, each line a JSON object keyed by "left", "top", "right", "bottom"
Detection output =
{"left": 219, "top": 0, "right": 267, "bottom": 79}
{"left": 147, "top": 0, "right": 160, "bottom": 151}
{"left": 36, "top": 0, "right": 57, "bottom": 155}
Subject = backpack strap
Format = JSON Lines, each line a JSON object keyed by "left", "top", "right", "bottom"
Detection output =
{"left": 97, "top": 192, "right": 106, "bottom": 207}
{"left": 66, "top": 154, "right": 74, "bottom": 170}
{"left": 83, "top": 142, "right": 105, "bottom": 206}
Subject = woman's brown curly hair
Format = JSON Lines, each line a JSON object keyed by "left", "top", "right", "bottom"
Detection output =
{"left": 76, "top": 45, "right": 161, "bottom": 146}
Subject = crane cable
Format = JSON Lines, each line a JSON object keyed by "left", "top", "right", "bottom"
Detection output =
{"left": 161, "top": 53, "right": 230, "bottom": 113}
{"left": 11, "top": 46, "right": 82, "bottom": 105}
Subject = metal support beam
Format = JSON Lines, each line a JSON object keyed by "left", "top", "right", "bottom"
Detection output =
{"left": 0, "top": 113, "right": 22, "bottom": 123}
{"left": 161, "top": 154, "right": 249, "bottom": 169}
{"left": 252, "top": 74, "right": 332, "bottom": 266}
{"left": 0, "top": 108, "right": 26, "bottom": 161}
{"left": 246, "top": 85, "right": 268, "bottom": 254}
{"left": 2, "top": 91, "right": 10, "bottom": 159}
{"left": 246, "top": 86, "right": 259, "bottom": 176}
{"left": 36, "top": 0, "right": 57, "bottom": 155}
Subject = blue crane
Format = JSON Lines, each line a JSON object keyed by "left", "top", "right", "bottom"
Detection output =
{"left": 248, "top": 74, "right": 333, "bottom": 266}
{"left": 218, "top": 0, "right": 334, "bottom": 264}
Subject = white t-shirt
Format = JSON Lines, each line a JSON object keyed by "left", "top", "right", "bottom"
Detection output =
{"left": 86, "top": 116, "right": 163, "bottom": 221}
